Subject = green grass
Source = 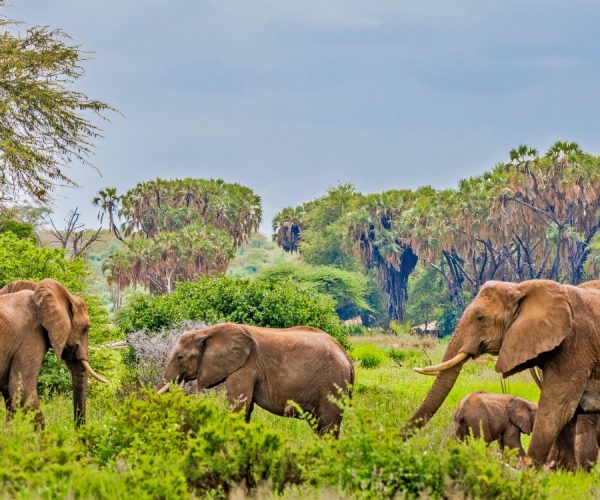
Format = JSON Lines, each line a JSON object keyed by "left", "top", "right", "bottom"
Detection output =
{"left": 1, "top": 334, "right": 598, "bottom": 498}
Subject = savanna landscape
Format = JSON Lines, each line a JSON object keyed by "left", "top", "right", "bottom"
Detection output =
{"left": 2, "top": 2, "right": 600, "bottom": 499}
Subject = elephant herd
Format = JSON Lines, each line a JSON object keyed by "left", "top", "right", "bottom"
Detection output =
{"left": 3, "top": 277, "right": 600, "bottom": 471}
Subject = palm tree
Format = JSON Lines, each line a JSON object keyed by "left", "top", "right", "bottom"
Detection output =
{"left": 92, "top": 187, "right": 122, "bottom": 240}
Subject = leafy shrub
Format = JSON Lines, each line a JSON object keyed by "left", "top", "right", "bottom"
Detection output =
{"left": 308, "top": 402, "right": 445, "bottom": 497}
{"left": 446, "top": 439, "right": 546, "bottom": 498}
{"left": 389, "top": 320, "right": 412, "bottom": 335}
{"left": 0, "top": 231, "right": 88, "bottom": 292}
{"left": 351, "top": 343, "right": 386, "bottom": 369}
{"left": 257, "top": 262, "right": 372, "bottom": 319}
{"left": 386, "top": 348, "right": 425, "bottom": 368}
{"left": 38, "top": 352, "right": 71, "bottom": 396}
{"left": 117, "top": 276, "right": 348, "bottom": 348}
{"left": 81, "top": 389, "right": 303, "bottom": 496}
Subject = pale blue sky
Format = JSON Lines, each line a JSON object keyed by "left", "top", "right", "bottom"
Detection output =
{"left": 11, "top": 1, "right": 600, "bottom": 234}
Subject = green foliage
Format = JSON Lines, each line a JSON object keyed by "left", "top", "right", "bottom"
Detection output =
{"left": 386, "top": 348, "right": 425, "bottom": 368}
{"left": 0, "top": 5, "right": 113, "bottom": 205}
{"left": 227, "top": 233, "right": 294, "bottom": 277}
{"left": 0, "top": 218, "right": 36, "bottom": 241}
{"left": 81, "top": 390, "right": 302, "bottom": 496}
{"left": 38, "top": 352, "right": 71, "bottom": 396}
{"left": 389, "top": 320, "right": 412, "bottom": 335}
{"left": 404, "top": 265, "right": 446, "bottom": 325}
{"left": 1, "top": 334, "right": 598, "bottom": 497}
{"left": 446, "top": 439, "right": 547, "bottom": 499}
{"left": 257, "top": 262, "right": 372, "bottom": 319}
{"left": 351, "top": 343, "right": 386, "bottom": 369}
{"left": 117, "top": 275, "right": 348, "bottom": 348}
{"left": 0, "top": 231, "right": 88, "bottom": 292}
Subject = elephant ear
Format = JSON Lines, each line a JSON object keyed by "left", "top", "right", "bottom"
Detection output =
{"left": 0, "top": 280, "right": 38, "bottom": 294}
{"left": 496, "top": 280, "right": 572, "bottom": 376}
{"left": 33, "top": 279, "right": 74, "bottom": 359}
{"left": 508, "top": 398, "right": 537, "bottom": 434}
{"left": 197, "top": 323, "right": 254, "bottom": 388}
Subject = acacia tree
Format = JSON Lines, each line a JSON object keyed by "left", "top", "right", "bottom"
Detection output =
{"left": 93, "top": 187, "right": 122, "bottom": 239}
{"left": 0, "top": 4, "right": 112, "bottom": 205}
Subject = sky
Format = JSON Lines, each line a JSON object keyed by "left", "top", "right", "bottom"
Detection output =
{"left": 10, "top": 1, "right": 600, "bottom": 235}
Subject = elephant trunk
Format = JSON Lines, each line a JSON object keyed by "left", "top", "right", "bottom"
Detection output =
{"left": 405, "top": 326, "right": 470, "bottom": 433}
{"left": 68, "top": 360, "right": 88, "bottom": 427}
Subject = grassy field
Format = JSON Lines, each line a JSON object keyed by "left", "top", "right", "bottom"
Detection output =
{"left": 3, "top": 333, "right": 600, "bottom": 498}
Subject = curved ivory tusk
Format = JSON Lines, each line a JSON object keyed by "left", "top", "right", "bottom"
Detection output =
{"left": 413, "top": 352, "right": 469, "bottom": 375}
{"left": 81, "top": 360, "right": 108, "bottom": 384}
{"left": 412, "top": 367, "right": 440, "bottom": 376}
{"left": 157, "top": 383, "right": 170, "bottom": 394}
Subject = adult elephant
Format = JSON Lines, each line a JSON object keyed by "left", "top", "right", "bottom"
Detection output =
{"left": 0, "top": 278, "right": 107, "bottom": 427}
{"left": 407, "top": 279, "right": 600, "bottom": 468}
{"left": 159, "top": 323, "right": 354, "bottom": 436}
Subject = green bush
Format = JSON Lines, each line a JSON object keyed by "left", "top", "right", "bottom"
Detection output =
{"left": 257, "top": 262, "right": 372, "bottom": 319}
{"left": 351, "top": 343, "right": 386, "bottom": 369}
{"left": 81, "top": 390, "right": 303, "bottom": 496}
{"left": 117, "top": 276, "right": 348, "bottom": 348}
{"left": 386, "top": 348, "right": 425, "bottom": 368}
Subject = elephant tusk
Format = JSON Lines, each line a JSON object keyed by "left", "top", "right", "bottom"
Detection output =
{"left": 82, "top": 360, "right": 108, "bottom": 384}
{"left": 413, "top": 352, "right": 469, "bottom": 375}
{"left": 157, "top": 383, "right": 170, "bottom": 394}
{"left": 412, "top": 367, "right": 440, "bottom": 376}
{"left": 179, "top": 379, "right": 186, "bottom": 387}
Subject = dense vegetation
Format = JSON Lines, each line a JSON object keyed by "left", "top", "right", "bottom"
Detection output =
{"left": 0, "top": 1, "right": 112, "bottom": 206}
{"left": 1, "top": 336, "right": 599, "bottom": 498}
{"left": 274, "top": 143, "right": 600, "bottom": 327}
{"left": 102, "top": 178, "right": 262, "bottom": 298}
{"left": 117, "top": 276, "right": 348, "bottom": 348}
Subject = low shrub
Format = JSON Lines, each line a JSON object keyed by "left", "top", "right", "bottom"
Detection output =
{"left": 117, "top": 276, "right": 348, "bottom": 348}
{"left": 351, "top": 343, "right": 386, "bottom": 369}
{"left": 81, "top": 389, "right": 304, "bottom": 496}
{"left": 389, "top": 320, "right": 412, "bottom": 335}
{"left": 387, "top": 348, "right": 426, "bottom": 368}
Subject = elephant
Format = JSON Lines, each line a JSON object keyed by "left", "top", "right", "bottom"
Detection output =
{"left": 159, "top": 322, "right": 354, "bottom": 436}
{"left": 451, "top": 391, "right": 537, "bottom": 456}
{"left": 407, "top": 279, "right": 600, "bottom": 469}
{"left": 0, "top": 278, "right": 107, "bottom": 427}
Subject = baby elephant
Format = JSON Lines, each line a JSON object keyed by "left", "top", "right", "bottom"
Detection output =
{"left": 159, "top": 323, "right": 354, "bottom": 436}
{"left": 452, "top": 391, "right": 537, "bottom": 456}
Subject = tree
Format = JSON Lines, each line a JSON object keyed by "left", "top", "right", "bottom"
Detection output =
{"left": 0, "top": 4, "right": 113, "bottom": 205}
{"left": 47, "top": 208, "right": 102, "bottom": 258}
{"left": 93, "top": 187, "right": 122, "bottom": 239}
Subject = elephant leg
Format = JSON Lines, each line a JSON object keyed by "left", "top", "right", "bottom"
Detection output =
{"left": 500, "top": 423, "right": 525, "bottom": 457}
{"left": 575, "top": 414, "right": 599, "bottom": 470}
{"left": 8, "top": 370, "right": 44, "bottom": 429}
{"left": 315, "top": 393, "right": 343, "bottom": 437}
{"left": 552, "top": 417, "right": 578, "bottom": 470}
{"left": 1, "top": 388, "right": 12, "bottom": 420}
{"left": 224, "top": 371, "right": 256, "bottom": 422}
{"left": 527, "top": 368, "right": 587, "bottom": 467}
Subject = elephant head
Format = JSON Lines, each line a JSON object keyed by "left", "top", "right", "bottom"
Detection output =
{"left": 408, "top": 279, "right": 571, "bottom": 429}
{"left": 159, "top": 323, "right": 254, "bottom": 393}
{"left": 33, "top": 279, "right": 107, "bottom": 425}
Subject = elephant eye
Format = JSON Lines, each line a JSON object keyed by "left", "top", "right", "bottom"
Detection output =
{"left": 476, "top": 315, "right": 484, "bottom": 321}
{"left": 177, "top": 354, "right": 184, "bottom": 360}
